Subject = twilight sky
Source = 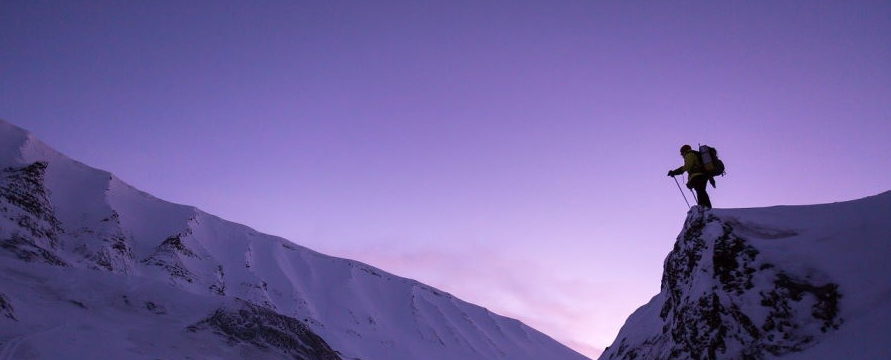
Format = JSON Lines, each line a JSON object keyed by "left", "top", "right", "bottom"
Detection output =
{"left": 2, "top": 1, "right": 890, "bottom": 357}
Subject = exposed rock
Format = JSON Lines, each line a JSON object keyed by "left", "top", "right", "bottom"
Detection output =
{"left": 157, "top": 233, "right": 198, "bottom": 258}
{"left": 142, "top": 231, "right": 201, "bottom": 283}
{"left": 188, "top": 299, "right": 342, "bottom": 360}
{"left": 0, "top": 121, "right": 593, "bottom": 360}
{"left": 209, "top": 265, "right": 227, "bottom": 295}
{"left": 85, "top": 233, "right": 135, "bottom": 273}
{"left": 142, "top": 255, "right": 195, "bottom": 283}
{"left": 602, "top": 209, "right": 842, "bottom": 360}
{"left": 0, "top": 293, "right": 16, "bottom": 321}
{"left": 0, "top": 162, "right": 60, "bottom": 238}
{"left": 0, "top": 162, "right": 66, "bottom": 266}
{"left": 1, "top": 233, "right": 67, "bottom": 266}
{"left": 144, "top": 301, "right": 167, "bottom": 315}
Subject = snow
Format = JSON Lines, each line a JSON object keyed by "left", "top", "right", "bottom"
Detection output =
{"left": 0, "top": 119, "right": 587, "bottom": 360}
{"left": 712, "top": 194, "right": 891, "bottom": 359}
{"left": 600, "top": 192, "right": 891, "bottom": 360}
{"left": 715, "top": 194, "right": 891, "bottom": 311}
{"left": 0, "top": 260, "right": 274, "bottom": 360}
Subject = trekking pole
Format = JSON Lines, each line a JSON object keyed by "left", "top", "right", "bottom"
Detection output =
{"left": 673, "top": 176, "right": 691, "bottom": 208}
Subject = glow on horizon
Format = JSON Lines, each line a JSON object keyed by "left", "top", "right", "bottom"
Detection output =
{"left": 2, "top": 1, "right": 891, "bottom": 358}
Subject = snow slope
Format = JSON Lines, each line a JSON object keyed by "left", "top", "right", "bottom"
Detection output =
{"left": 0, "top": 119, "right": 588, "bottom": 360}
{"left": 600, "top": 193, "right": 891, "bottom": 360}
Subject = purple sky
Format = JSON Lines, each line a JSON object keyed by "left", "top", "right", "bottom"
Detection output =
{"left": 3, "top": 1, "right": 890, "bottom": 357}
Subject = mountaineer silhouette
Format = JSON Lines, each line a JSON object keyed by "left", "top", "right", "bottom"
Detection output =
{"left": 667, "top": 144, "right": 725, "bottom": 209}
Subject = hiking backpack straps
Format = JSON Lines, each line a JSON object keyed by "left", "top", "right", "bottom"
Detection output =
{"left": 698, "top": 144, "right": 726, "bottom": 177}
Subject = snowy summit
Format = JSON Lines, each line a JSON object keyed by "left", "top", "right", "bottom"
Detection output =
{"left": 0, "top": 119, "right": 587, "bottom": 360}
{"left": 600, "top": 192, "right": 891, "bottom": 360}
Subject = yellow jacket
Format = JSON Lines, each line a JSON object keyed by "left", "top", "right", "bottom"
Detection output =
{"left": 674, "top": 150, "right": 705, "bottom": 185}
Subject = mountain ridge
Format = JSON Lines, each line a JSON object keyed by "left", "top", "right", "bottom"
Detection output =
{"left": 0, "top": 119, "right": 588, "bottom": 360}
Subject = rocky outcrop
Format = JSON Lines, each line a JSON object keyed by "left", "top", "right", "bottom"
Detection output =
{"left": 0, "top": 292, "right": 15, "bottom": 321}
{"left": 66, "top": 210, "right": 138, "bottom": 274}
{"left": 87, "top": 232, "right": 135, "bottom": 273}
{"left": 142, "top": 230, "right": 202, "bottom": 283}
{"left": 601, "top": 208, "right": 842, "bottom": 360}
{"left": 188, "top": 299, "right": 342, "bottom": 360}
{"left": 0, "top": 161, "right": 66, "bottom": 266}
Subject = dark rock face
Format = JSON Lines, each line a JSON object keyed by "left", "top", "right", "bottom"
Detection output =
{"left": 602, "top": 209, "right": 842, "bottom": 360}
{"left": 0, "top": 162, "right": 58, "bottom": 235}
{"left": 157, "top": 233, "right": 198, "bottom": 258}
{"left": 89, "top": 232, "right": 134, "bottom": 272}
{"left": 144, "top": 301, "right": 167, "bottom": 315}
{"left": 188, "top": 300, "right": 342, "bottom": 360}
{"left": 1, "top": 161, "right": 136, "bottom": 272}
{"left": 142, "top": 231, "right": 200, "bottom": 283}
{"left": 0, "top": 162, "right": 67, "bottom": 266}
{"left": 0, "top": 293, "right": 16, "bottom": 321}
{"left": 209, "top": 265, "right": 227, "bottom": 295}
{"left": 79, "top": 210, "right": 136, "bottom": 274}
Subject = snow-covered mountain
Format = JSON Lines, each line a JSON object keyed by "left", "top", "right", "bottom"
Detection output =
{"left": 600, "top": 193, "right": 891, "bottom": 360}
{"left": 0, "top": 119, "right": 588, "bottom": 360}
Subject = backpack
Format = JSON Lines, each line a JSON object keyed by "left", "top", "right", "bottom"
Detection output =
{"left": 698, "top": 145, "right": 726, "bottom": 177}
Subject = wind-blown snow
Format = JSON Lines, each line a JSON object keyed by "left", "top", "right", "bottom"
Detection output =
{"left": 0, "top": 119, "right": 587, "bottom": 360}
